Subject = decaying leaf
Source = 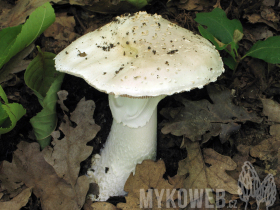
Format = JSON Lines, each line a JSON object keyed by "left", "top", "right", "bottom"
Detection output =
{"left": 0, "top": 0, "right": 60, "bottom": 29}
{"left": 270, "top": 124, "right": 280, "bottom": 136}
{"left": 0, "top": 187, "right": 32, "bottom": 210}
{"left": 228, "top": 144, "right": 254, "bottom": 181}
{"left": 177, "top": 140, "right": 208, "bottom": 197}
{"left": 91, "top": 201, "right": 117, "bottom": 210}
{"left": 161, "top": 85, "right": 261, "bottom": 142}
{"left": 117, "top": 159, "right": 184, "bottom": 210}
{"left": 261, "top": 98, "right": 280, "bottom": 123}
{"left": 0, "top": 43, "right": 35, "bottom": 84}
{"left": 43, "top": 98, "right": 100, "bottom": 187}
{"left": 243, "top": 13, "right": 278, "bottom": 31}
{"left": 177, "top": 139, "right": 239, "bottom": 207}
{"left": 167, "top": 0, "right": 214, "bottom": 11}
{"left": 250, "top": 137, "right": 280, "bottom": 162}
{"left": 203, "top": 148, "right": 239, "bottom": 194}
{"left": 57, "top": 90, "right": 69, "bottom": 112}
{"left": 261, "top": 98, "right": 280, "bottom": 137}
{"left": 44, "top": 15, "right": 77, "bottom": 41}
{"left": 0, "top": 98, "right": 100, "bottom": 210}
{"left": 249, "top": 137, "right": 280, "bottom": 189}
{"left": 84, "top": 0, "right": 144, "bottom": 14}
{"left": 246, "top": 25, "right": 273, "bottom": 41}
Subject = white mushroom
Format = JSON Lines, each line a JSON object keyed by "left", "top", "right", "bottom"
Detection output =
{"left": 54, "top": 11, "right": 224, "bottom": 201}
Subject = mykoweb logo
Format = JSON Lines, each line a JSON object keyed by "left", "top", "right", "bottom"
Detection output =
{"left": 238, "top": 161, "right": 276, "bottom": 210}
{"left": 138, "top": 161, "right": 277, "bottom": 209}
{"left": 139, "top": 188, "right": 229, "bottom": 208}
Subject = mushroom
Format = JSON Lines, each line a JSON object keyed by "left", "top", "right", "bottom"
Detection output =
{"left": 54, "top": 11, "right": 224, "bottom": 201}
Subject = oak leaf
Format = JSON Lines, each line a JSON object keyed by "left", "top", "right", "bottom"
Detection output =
{"left": 177, "top": 139, "right": 239, "bottom": 207}
{"left": 0, "top": 98, "right": 100, "bottom": 210}
{"left": 0, "top": 187, "right": 32, "bottom": 210}
{"left": 161, "top": 85, "right": 261, "bottom": 142}
{"left": 117, "top": 159, "right": 184, "bottom": 210}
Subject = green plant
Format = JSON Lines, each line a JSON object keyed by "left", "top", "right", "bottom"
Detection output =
{"left": 0, "top": 85, "right": 26, "bottom": 134}
{"left": 0, "top": 2, "right": 55, "bottom": 69}
{"left": 25, "top": 47, "right": 64, "bottom": 149}
{"left": 121, "top": 0, "right": 152, "bottom": 8}
{"left": 0, "top": 2, "right": 55, "bottom": 136}
{"left": 195, "top": 8, "right": 280, "bottom": 71}
{"left": 0, "top": 2, "right": 62, "bottom": 148}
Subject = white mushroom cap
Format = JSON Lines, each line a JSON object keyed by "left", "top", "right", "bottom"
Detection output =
{"left": 54, "top": 11, "right": 224, "bottom": 98}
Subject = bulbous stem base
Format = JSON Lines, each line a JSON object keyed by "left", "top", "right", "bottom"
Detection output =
{"left": 88, "top": 95, "right": 164, "bottom": 201}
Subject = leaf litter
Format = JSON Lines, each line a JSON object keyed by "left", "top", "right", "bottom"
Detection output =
{"left": 117, "top": 159, "right": 184, "bottom": 210}
{"left": 0, "top": 187, "right": 32, "bottom": 210}
{"left": 161, "top": 85, "right": 262, "bottom": 143}
{"left": 177, "top": 139, "right": 239, "bottom": 208}
{"left": 0, "top": 95, "right": 100, "bottom": 210}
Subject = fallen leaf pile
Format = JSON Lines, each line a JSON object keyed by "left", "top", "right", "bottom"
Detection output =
{"left": 0, "top": 97, "right": 100, "bottom": 210}
{"left": 43, "top": 14, "right": 77, "bottom": 42}
{"left": 261, "top": 98, "right": 280, "bottom": 136}
{"left": 167, "top": 0, "right": 214, "bottom": 11}
{"left": 161, "top": 85, "right": 262, "bottom": 143}
{"left": 0, "top": 187, "right": 32, "bottom": 210}
{"left": 0, "top": 0, "right": 60, "bottom": 28}
{"left": 117, "top": 159, "right": 184, "bottom": 210}
{"left": 177, "top": 139, "right": 239, "bottom": 207}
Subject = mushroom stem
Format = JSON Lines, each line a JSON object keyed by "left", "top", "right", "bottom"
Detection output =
{"left": 90, "top": 95, "right": 164, "bottom": 201}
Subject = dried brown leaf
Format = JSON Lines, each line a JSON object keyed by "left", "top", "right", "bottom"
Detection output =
{"left": 0, "top": 0, "right": 60, "bottom": 28}
{"left": 249, "top": 137, "right": 280, "bottom": 189}
{"left": 226, "top": 144, "right": 259, "bottom": 184}
{"left": 177, "top": 139, "right": 239, "bottom": 207}
{"left": 91, "top": 201, "right": 117, "bottom": 210}
{"left": 57, "top": 90, "right": 69, "bottom": 112}
{"left": 0, "top": 187, "right": 32, "bottom": 210}
{"left": 43, "top": 98, "right": 101, "bottom": 186}
{"left": 261, "top": 7, "right": 279, "bottom": 22}
{"left": 117, "top": 159, "right": 184, "bottom": 210}
{"left": 178, "top": 140, "right": 208, "bottom": 191}
{"left": 44, "top": 16, "right": 77, "bottom": 41}
{"left": 246, "top": 26, "right": 273, "bottom": 41}
{"left": 243, "top": 13, "right": 278, "bottom": 30}
{"left": 0, "top": 98, "right": 100, "bottom": 210}
{"left": 161, "top": 85, "right": 261, "bottom": 142}
{"left": 203, "top": 148, "right": 239, "bottom": 194}
{"left": 261, "top": 98, "right": 280, "bottom": 123}
{"left": 270, "top": 124, "right": 280, "bottom": 136}
{"left": 0, "top": 44, "right": 35, "bottom": 84}
{"left": 0, "top": 142, "right": 83, "bottom": 210}
{"left": 167, "top": 0, "right": 214, "bottom": 10}
{"left": 250, "top": 137, "right": 280, "bottom": 162}
{"left": 85, "top": 0, "right": 139, "bottom": 14}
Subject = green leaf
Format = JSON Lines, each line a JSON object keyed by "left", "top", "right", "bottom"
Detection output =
{"left": 0, "top": 25, "right": 22, "bottom": 68}
{"left": 25, "top": 47, "right": 64, "bottom": 149}
{"left": 0, "top": 105, "right": 9, "bottom": 126}
{"left": 0, "top": 85, "right": 9, "bottom": 104}
{"left": 244, "top": 36, "right": 280, "bottom": 64}
{"left": 198, "top": 25, "right": 227, "bottom": 50}
{"left": 223, "top": 56, "right": 236, "bottom": 70}
{"left": 121, "top": 0, "right": 151, "bottom": 8}
{"left": 0, "top": 2, "right": 55, "bottom": 69}
{"left": 195, "top": 8, "right": 243, "bottom": 57}
{"left": 195, "top": 8, "right": 243, "bottom": 44}
{"left": 0, "top": 86, "right": 26, "bottom": 134}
